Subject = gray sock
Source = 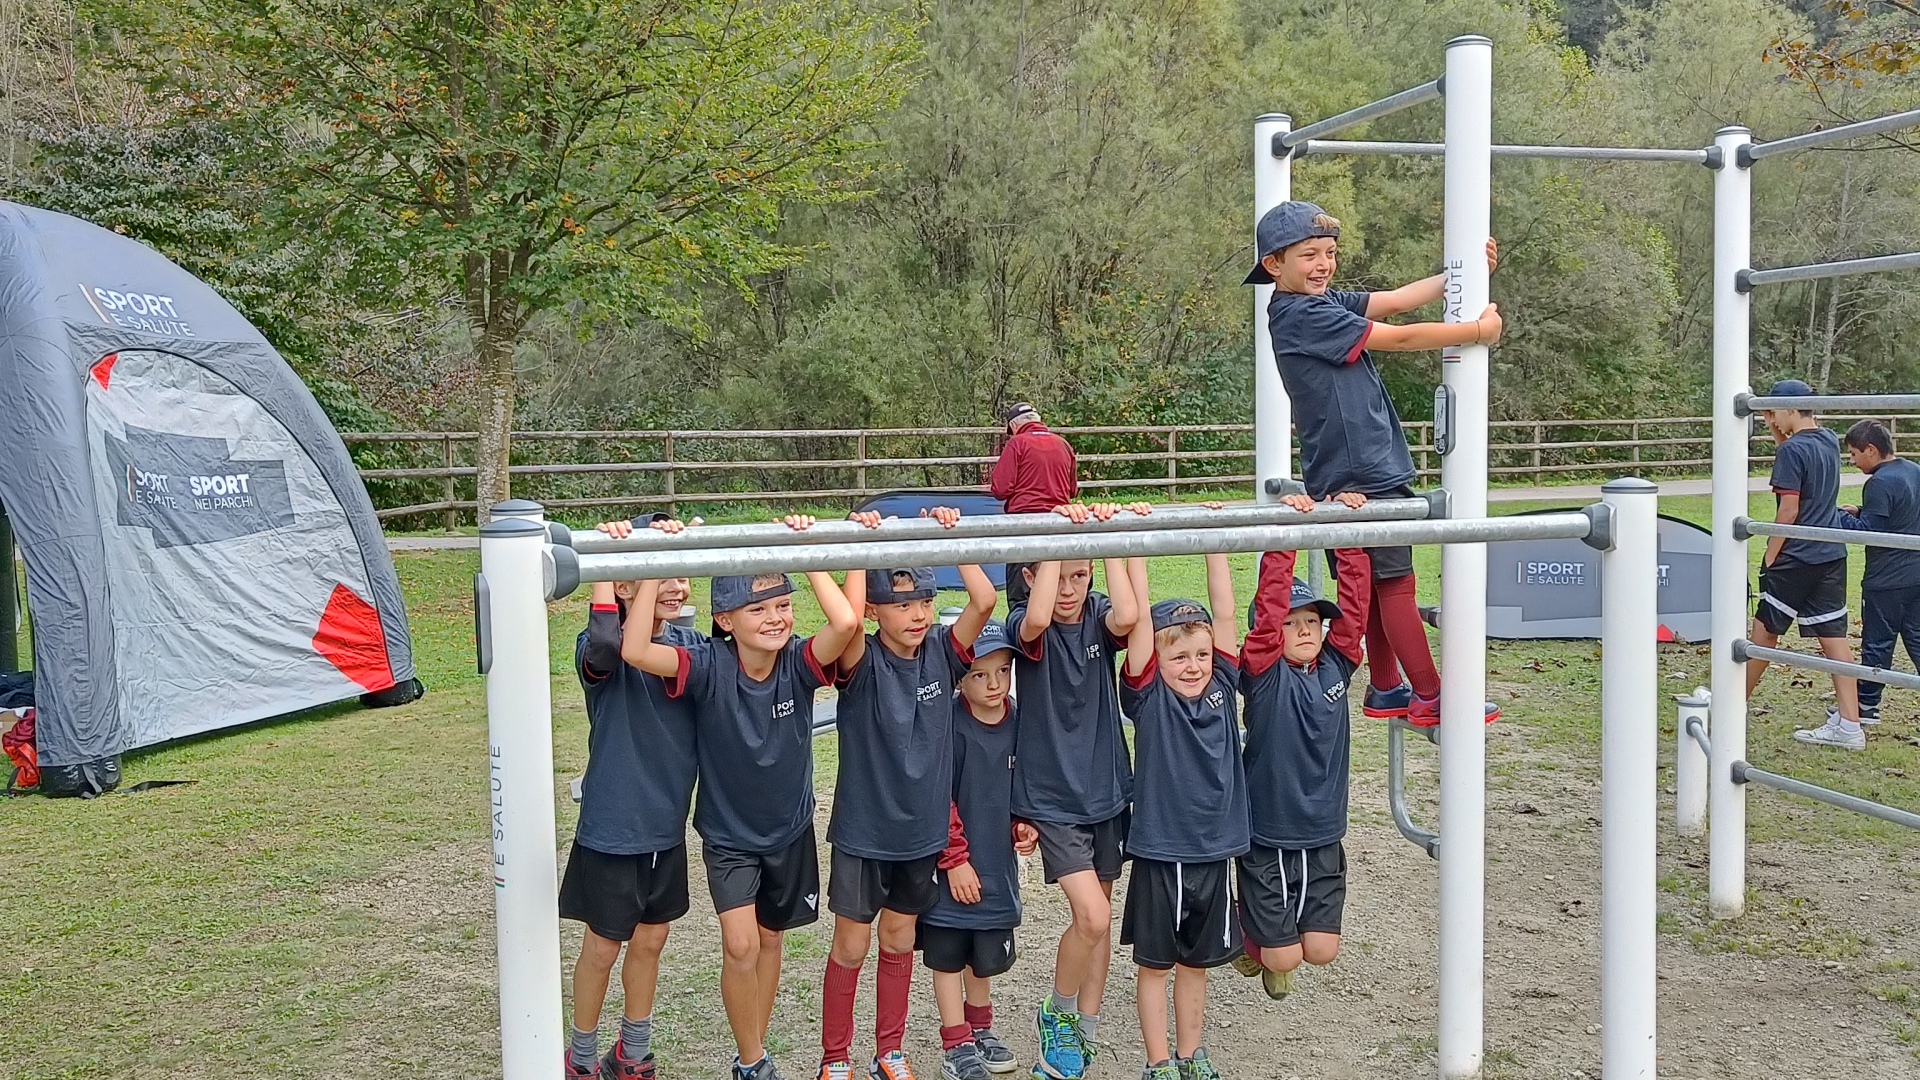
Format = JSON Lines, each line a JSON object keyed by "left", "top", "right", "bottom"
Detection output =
{"left": 619, "top": 1015, "right": 653, "bottom": 1060}
{"left": 1047, "top": 990, "right": 1077, "bottom": 1016}
{"left": 1077, "top": 1012, "right": 1098, "bottom": 1043}
{"left": 570, "top": 1025, "right": 600, "bottom": 1069}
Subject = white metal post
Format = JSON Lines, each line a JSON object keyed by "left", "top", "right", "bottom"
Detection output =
{"left": 1438, "top": 33, "right": 1493, "bottom": 1080}
{"left": 1253, "top": 112, "right": 1293, "bottom": 503}
{"left": 1675, "top": 690, "right": 1710, "bottom": 838}
{"left": 1600, "top": 477, "right": 1659, "bottom": 1080}
{"left": 1709, "top": 126, "right": 1752, "bottom": 920}
{"left": 479, "top": 508, "right": 563, "bottom": 1079}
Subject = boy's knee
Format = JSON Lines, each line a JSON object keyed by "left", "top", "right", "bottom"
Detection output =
{"left": 578, "top": 931, "right": 623, "bottom": 970}
{"left": 720, "top": 922, "right": 761, "bottom": 965}
{"left": 629, "top": 922, "right": 669, "bottom": 956}
{"left": 1301, "top": 938, "right": 1340, "bottom": 966}
{"left": 1262, "top": 944, "right": 1303, "bottom": 973}
{"left": 1071, "top": 903, "right": 1110, "bottom": 941}
{"left": 830, "top": 917, "right": 873, "bottom": 967}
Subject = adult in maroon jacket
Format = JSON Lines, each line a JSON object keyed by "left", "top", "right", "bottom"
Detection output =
{"left": 991, "top": 402, "right": 1078, "bottom": 604}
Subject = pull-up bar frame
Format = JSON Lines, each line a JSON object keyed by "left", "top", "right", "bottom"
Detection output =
{"left": 1741, "top": 106, "right": 1920, "bottom": 163}
{"left": 1734, "top": 391, "right": 1920, "bottom": 415}
{"left": 1296, "top": 139, "right": 1712, "bottom": 163}
{"left": 1732, "top": 638, "right": 1920, "bottom": 693}
{"left": 1277, "top": 78, "right": 1442, "bottom": 149}
{"left": 1736, "top": 250, "right": 1920, "bottom": 292}
{"left": 1734, "top": 515, "right": 1920, "bottom": 553}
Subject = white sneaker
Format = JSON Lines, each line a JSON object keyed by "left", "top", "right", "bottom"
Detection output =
{"left": 1793, "top": 721, "right": 1866, "bottom": 750}
{"left": 1827, "top": 704, "right": 1881, "bottom": 725}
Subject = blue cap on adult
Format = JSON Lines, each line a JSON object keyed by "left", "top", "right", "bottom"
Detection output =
{"left": 1242, "top": 201, "right": 1343, "bottom": 285}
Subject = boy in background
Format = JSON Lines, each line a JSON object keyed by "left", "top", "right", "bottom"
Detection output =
{"left": 1116, "top": 556, "right": 1249, "bottom": 1080}
{"left": 1742, "top": 381, "right": 1862, "bottom": 748}
{"left": 1011, "top": 557, "right": 1140, "bottom": 1080}
{"left": 1835, "top": 419, "right": 1920, "bottom": 728}
{"left": 1246, "top": 200, "right": 1500, "bottom": 726}
{"left": 921, "top": 620, "right": 1038, "bottom": 1080}
{"left": 818, "top": 536, "right": 998, "bottom": 1080}
{"left": 621, "top": 562, "right": 861, "bottom": 1080}
{"left": 562, "top": 516, "right": 691, "bottom": 1080}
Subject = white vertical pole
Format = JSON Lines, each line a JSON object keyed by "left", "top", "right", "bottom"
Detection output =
{"left": 1600, "top": 477, "right": 1660, "bottom": 1080}
{"left": 1438, "top": 33, "right": 1493, "bottom": 1080}
{"left": 1675, "top": 690, "right": 1710, "bottom": 838}
{"left": 480, "top": 508, "right": 563, "bottom": 1080}
{"left": 1709, "top": 125, "right": 1752, "bottom": 920}
{"left": 1253, "top": 112, "right": 1293, "bottom": 504}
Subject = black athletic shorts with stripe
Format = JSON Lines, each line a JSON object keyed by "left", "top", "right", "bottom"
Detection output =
{"left": 1236, "top": 842, "right": 1346, "bottom": 949}
{"left": 559, "top": 841, "right": 691, "bottom": 941}
{"left": 917, "top": 923, "right": 1018, "bottom": 977}
{"left": 828, "top": 847, "right": 942, "bottom": 922}
{"left": 1120, "top": 857, "right": 1241, "bottom": 970}
{"left": 1756, "top": 558, "right": 1849, "bottom": 639}
{"left": 702, "top": 824, "right": 822, "bottom": 931}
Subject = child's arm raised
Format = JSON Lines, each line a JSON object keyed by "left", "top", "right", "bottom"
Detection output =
{"left": 1123, "top": 557, "right": 1155, "bottom": 679}
{"left": 1240, "top": 549, "right": 1298, "bottom": 674}
{"left": 1018, "top": 561, "right": 1061, "bottom": 643}
{"left": 1205, "top": 553, "right": 1238, "bottom": 660}
{"left": 953, "top": 562, "right": 997, "bottom": 652}
{"left": 620, "top": 580, "right": 681, "bottom": 677}
{"left": 837, "top": 568, "right": 868, "bottom": 670}
{"left": 1105, "top": 556, "right": 1141, "bottom": 640}
{"left": 582, "top": 581, "right": 624, "bottom": 680}
{"left": 1365, "top": 238, "right": 1497, "bottom": 318}
{"left": 1326, "top": 548, "right": 1373, "bottom": 671}
{"left": 806, "top": 571, "right": 862, "bottom": 668}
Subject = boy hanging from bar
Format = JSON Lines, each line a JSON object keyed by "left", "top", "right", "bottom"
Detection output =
{"left": 816, "top": 506, "right": 998, "bottom": 1080}
{"left": 562, "top": 514, "right": 694, "bottom": 1080}
{"left": 1011, "top": 553, "right": 1141, "bottom": 1080}
{"left": 1244, "top": 201, "right": 1501, "bottom": 727}
{"left": 621, "top": 518, "right": 863, "bottom": 1080}
{"left": 1743, "top": 380, "right": 1864, "bottom": 750}
{"left": 1836, "top": 419, "right": 1920, "bottom": 726}
{"left": 1115, "top": 552, "right": 1249, "bottom": 1080}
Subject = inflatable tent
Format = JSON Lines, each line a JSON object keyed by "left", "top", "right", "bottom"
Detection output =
{"left": 0, "top": 202, "right": 419, "bottom": 794}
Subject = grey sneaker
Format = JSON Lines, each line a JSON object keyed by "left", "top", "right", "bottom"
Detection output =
{"left": 943, "top": 1045, "right": 991, "bottom": 1080}
{"left": 738, "top": 1057, "right": 790, "bottom": 1080}
{"left": 1175, "top": 1049, "right": 1222, "bottom": 1080}
{"left": 1139, "top": 1063, "right": 1179, "bottom": 1080}
{"left": 973, "top": 1030, "right": 1018, "bottom": 1075}
{"left": 1793, "top": 721, "right": 1866, "bottom": 750}
{"left": 1828, "top": 703, "right": 1881, "bottom": 725}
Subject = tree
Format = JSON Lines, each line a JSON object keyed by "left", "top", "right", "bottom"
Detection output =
{"left": 1767, "top": 1, "right": 1920, "bottom": 86}
{"left": 117, "top": 0, "right": 920, "bottom": 513}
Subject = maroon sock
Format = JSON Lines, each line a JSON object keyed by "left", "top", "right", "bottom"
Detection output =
{"left": 940, "top": 1022, "right": 973, "bottom": 1051}
{"left": 1364, "top": 578, "right": 1403, "bottom": 693}
{"left": 875, "top": 951, "right": 914, "bottom": 1055}
{"left": 964, "top": 1002, "right": 992, "bottom": 1032}
{"left": 1376, "top": 574, "right": 1439, "bottom": 698}
{"left": 822, "top": 958, "right": 860, "bottom": 1063}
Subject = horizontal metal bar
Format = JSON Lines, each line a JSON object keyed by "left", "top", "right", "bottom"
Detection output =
{"left": 1739, "top": 251, "right": 1920, "bottom": 291}
{"left": 1733, "top": 761, "right": 1920, "bottom": 831}
{"left": 1735, "top": 392, "right": 1920, "bottom": 416}
{"left": 1298, "top": 140, "right": 1706, "bottom": 162}
{"left": 1746, "top": 107, "right": 1920, "bottom": 161}
{"left": 1685, "top": 716, "right": 1711, "bottom": 758}
{"left": 569, "top": 495, "right": 1444, "bottom": 553}
{"left": 1732, "top": 639, "right": 1920, "bottom": 692}
{"left": 568, "top": 511, "right": 1593, "bottom": 585}
{"left": 1278, "top": 79, "right": 1442, "bottom": 149}
{"left": 1736, "top": 515, "right": 1920, "bottom": 552}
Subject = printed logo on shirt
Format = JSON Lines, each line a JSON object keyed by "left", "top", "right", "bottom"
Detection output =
{"left": 916, "top": 680, "right": 945, "bottom": 703}
{"left": 1206, "top": 689, "right": 1226, "bottom": 710}
{"left": 1323, "top": 682, "right": 1348, "bottom": 704}
{"left": 772, "top": 699, "right": 796, "bottom": 719}
{"left": 1086, "top": 642, "right": 1102, "bottom": 660}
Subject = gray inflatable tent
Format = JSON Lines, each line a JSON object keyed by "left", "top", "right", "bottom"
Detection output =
{"left": 0, "top": 202, "right": 419, "bottom": 792}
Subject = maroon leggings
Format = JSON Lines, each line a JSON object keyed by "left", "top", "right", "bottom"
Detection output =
{"left": 1364, "top": 572, "right": 1439, "bottom": 698}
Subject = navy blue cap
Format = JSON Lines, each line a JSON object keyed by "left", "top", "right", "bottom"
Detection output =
{"left": 970, "top": 619, "right": 1016, "bottom": 658}
{"left": 866, "top": 566, "right": 936, "bottom": 603}
{"left": 1242, "top": 201, "right": 1342, "bottom": 285}
{"left": 1150, "top": 597, "right": 1212, "bottom": 632}
{"left": 1002, "top": 401, "right": 1040, "bottom": 429}
{"left": 1767, "top": 378, "right": 1815, "bottom": 400}
{"left": 1288, "top": 579, "right": 1342, "bottom": 622}
{"left": 710, "top": 572, "right": 794, "bottom": 615}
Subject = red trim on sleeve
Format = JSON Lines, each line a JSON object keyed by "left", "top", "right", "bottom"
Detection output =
{"left": 1121, "top": 655, "right": 1158, "bottom": 690}
{"left": 950, "top": 630, "right": 976, "bottom": 667}
{"left": 1344, "top": 322, "right": 1373, "bottom": 363}
{"left": 590, "top": 603, "right": 618, "bottom": 613}
{"left": 664, "top": 645, "right": 693, "bottom": 698}
{"left": 1017, "top": 628, "right": 1045, "bottom": 661}
{"left": 1213, "top": 648, "right": 1240, "bottom": 670}
{"left": 937, "top": 803, "right": 971, "bottom": 869}
{"left": 1772, "top": 486, "right": 1799, "bottom": 496}
{"left": 801, "top": 637, "right": 832, "bottom": 687}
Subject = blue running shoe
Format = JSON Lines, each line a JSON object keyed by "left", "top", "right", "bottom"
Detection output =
{"left": 1362, "top": 682, "right": 1412, "bottom": 718}
{"left": 1032, "top": 999, "right": 1084, "bottom": 1080}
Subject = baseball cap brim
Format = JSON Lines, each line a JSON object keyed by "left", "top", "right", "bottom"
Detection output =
{"left": 1292, "top": 597, "right": 1342, "bottom": 622}
{"left": 1242, "top": 262, "right": 1274, "bottom": 286}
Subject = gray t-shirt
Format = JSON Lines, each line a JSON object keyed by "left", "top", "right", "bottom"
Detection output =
{"left": 1769, "top": 425, "right": 1845, "bottom": 566}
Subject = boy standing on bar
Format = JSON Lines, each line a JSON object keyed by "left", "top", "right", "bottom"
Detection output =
{"left": 1244, "top": 200, "right": 1501, "bottom": 727}
{"left": 1836, "top": 419, "right": 1920, "bottom": 725}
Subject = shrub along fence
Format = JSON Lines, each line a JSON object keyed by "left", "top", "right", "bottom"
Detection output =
{"left": 349, "top": 414, "right": 1919, "bottom": 528}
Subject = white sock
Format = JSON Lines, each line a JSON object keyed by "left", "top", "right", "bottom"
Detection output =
{"left": 1839, "top": 718, "right": 1863, "bottom": 733}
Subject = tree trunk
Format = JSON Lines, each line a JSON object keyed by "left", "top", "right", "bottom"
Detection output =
{"left": 473, "top": 305, "right": 522, "bottom": 520}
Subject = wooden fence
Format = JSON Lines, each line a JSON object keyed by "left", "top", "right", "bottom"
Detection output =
{"left": 345, "top": 414, "right": 1920, "bottom": 526}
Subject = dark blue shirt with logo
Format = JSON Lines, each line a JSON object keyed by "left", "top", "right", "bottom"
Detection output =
{"left": 1266, "top": 288, "right": 1416, "bottom": 499}
{"left": 1836, "top": 455, "right": 1920, "bottom": 590}
{"left": 1770, "top": 425, "right": 1846, "bottom": 566}
{"left": 925, "top": 699, "right": 1022, "bottom": 931}
{"left": 1119, "top": 654, "right": 1250, "bottom": 863}
{"left": 575, "top": 610, "right": 701, "bottom": 855}
{"left": 1008, "top": 592, "right": 1132, "bottom": 824}
{"left": 829, "top": 626, "right": 972, "bottom": 861}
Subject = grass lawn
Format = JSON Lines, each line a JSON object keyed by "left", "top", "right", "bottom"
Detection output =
{"left": 3, "top": 486, "right": 1917, "bottom": 1078}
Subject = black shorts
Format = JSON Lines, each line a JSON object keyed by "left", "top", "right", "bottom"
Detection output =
{"left": 1119, "top": 857, "right": 1241, "bottom": 970}
{"left": 1236, "top": 842, "right": 1346, "bottom": 948}
{"left": 1757, "top": 558, "right": 1849, "bottom": 639}
{"left": 1317, "top": 484, "right": 1414, "bottom": 580}
{"left": 1032, "top": 812, "right": 1129, "bottom": 883}
{"left": 917, "top": 922, "right": 1018, "bottom": 977}
{"left": 558, "top": 842, "right": 691, "bottom": 941}
{"left": 828, "top": 847, "right": 942, "bottom": 922}
{"left": 702, "top": 825, "right": 822, "bottom": 931}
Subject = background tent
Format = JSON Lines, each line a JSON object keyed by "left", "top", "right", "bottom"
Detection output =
{"left": 0, "top": 202, "right": 419, "bottom": 794}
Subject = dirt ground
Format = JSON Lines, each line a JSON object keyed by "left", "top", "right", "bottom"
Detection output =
{"left": 318, "top": 705, "right": 1920, "bottom": 1080}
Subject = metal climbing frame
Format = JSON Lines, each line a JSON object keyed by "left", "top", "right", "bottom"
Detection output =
{"left": 1707, "top": 103, "right": 1920, "bottom": 923}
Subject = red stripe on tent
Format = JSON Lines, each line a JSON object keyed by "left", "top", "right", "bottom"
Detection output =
{"left": 91, "top": 352, "right": 117, "bottom": 389}
{"left": 313, "top": 583, "right": 396, "bottom": 693}
{"left": 1657, "top": 624, "right": 1675, "bottom": 643}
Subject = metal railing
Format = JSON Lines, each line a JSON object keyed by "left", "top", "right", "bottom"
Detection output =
{"left": 348, "top": 413, "right": 1920, "bottom": 525}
